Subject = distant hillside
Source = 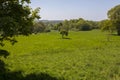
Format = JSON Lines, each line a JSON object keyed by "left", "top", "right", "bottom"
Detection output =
{"left": 40, "top": 20, "right": 63, "bottom": 24}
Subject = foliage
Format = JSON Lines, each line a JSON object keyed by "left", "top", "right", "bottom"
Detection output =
{"left": 60, "top": 30, "right": 68, "bottom": 38}
{"left": 100, "top": 20, "right": 116, "bottom": 33}
{"left": 0, "top": 0, "right": 40, "bottom": 46}
{"left": 32, "top": 21, "right": 52, "bottom": 33}
{"left": 0, "top": 30, "right": 120, "bottom": 80}
{"left": 32, "top": 22, "right": 46, "bottom": 34}
{"left": 59, "top": 20, "right": 69, "bottom": 38}
{"left": 52, "top": 18, "right": 99, "bottom": 31}
{"left": 76, "top": 19, "right": 92, "bottom": 31}
{"left": 108, "top": 4, "right": 120, "bottom": 35}
{"left": 53, "top": 23, "right": 63, "bottom": 30}
{"left": 87, "top": 20, "right": 99, "bottom": 29}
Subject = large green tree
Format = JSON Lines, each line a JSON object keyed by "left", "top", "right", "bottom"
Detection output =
{"left": 0, "top": 0, "right": 40, "bottom": 46}
{"left": 108, "top": 4, "right": 120, "bottom": 35}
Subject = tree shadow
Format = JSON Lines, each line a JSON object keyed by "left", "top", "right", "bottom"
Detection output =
{"left": 62, "top": 37, "right": 71, "bottom": 39}
{"left": 24, "top": 73, "right": 64, "bottom": 80}
{"left": 0, "top": 49, "right": 64, "bottom": 80}
{"left": 110, "top": 34, "right": 119, "bottom": 36}
{"left": 58, "top": 37, "right": 71, "bottom": 40}
{"left": 1, "top": 71, "right": 63, "bottom": 80}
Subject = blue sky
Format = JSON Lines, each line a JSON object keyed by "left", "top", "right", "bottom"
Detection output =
{"left": 30, "top": 0, "right": 120, "bottom": 21}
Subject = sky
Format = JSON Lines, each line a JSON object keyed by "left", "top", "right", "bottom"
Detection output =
{"left": 30, "top": 0, "right": 120, "bottom": 21}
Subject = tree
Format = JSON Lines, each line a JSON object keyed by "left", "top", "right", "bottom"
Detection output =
{"left": 100, "top": 20, "right": 116, "bottom": 33}
{"left": 87, "top": 20, "right": 99, "bottom": 29}
{"left": 108, "top": 4, "right": 120, "bottom": 35}
{"left": 99, "top": 20, "right": 116, "bottom": 41}
{"left": 59, "top": 20, "right": 69, "bottom": 38}
{"left": 0, "top": 0, "right": 40, "bottom": 46}
{"left": 60, "top": 30, "right": 68, "bottom": 38}
{"left": 53, "top": 23, "right": 62, "bottom": 30}
{"left": 76, "top": 19, "right": 92, "bottom": 31}
{"left": 33, "top": 22, "right": 46, "bottom": 34}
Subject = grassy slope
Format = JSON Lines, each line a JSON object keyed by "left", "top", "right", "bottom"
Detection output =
{"left": 0, "top": 30, "right": 120, "bottom": 80}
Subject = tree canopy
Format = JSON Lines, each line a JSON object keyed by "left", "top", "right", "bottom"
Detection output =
{"left": 0, "top": 0, "right": 40, "bottom": 46}
{"left": 107, "top": 4, "right": 120, "bottom": 35}
{"left": 99, "top": 20, "right": 116, "bottom": 33}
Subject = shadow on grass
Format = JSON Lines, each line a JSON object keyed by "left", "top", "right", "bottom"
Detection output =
{"left": 110, "top": 34, "right": 120, "bottom": 36}
{"left": 0, "top": 49, "right": 64, "bottom": 80}
{"left": 62, "top": 37, "right": 71, "bottom": 39}
{"left": 59, "top": 37, "right": 71, "bottom": 40}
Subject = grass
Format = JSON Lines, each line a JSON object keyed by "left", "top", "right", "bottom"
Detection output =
{"left": 0, "top": 30, "right": 120, "bottom": 80}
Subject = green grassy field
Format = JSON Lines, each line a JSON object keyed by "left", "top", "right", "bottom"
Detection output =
{"left": 0, "top": 30, "right": 120, "bottom": 80}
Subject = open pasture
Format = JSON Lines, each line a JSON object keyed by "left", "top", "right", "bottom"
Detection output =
{"left": 0, "top": 30, "right": 120, "bottom": 80}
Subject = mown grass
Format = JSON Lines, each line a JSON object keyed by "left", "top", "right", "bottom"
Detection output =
{"left": 0, "top": 30, "right": 120, "bottom": 80}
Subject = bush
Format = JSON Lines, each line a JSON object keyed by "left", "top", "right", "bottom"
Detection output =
{"left": 44, "top": 29, "right": 51, "bottom": 32}
{"left": 79, "top": 25, "right": 92, "bottom": 31}
{"left": 76, "top": 22, "right": 92, "bottom": 31}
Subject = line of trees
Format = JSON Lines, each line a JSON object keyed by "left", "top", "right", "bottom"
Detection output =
{"left": 28, "top": 4, "right": 120, "bottom": 37}
{"left": 31, "top": 18, "right": 99, "bottom": 38}
{"left": 52, "top": 18, "right": 99, "bottom": 31}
